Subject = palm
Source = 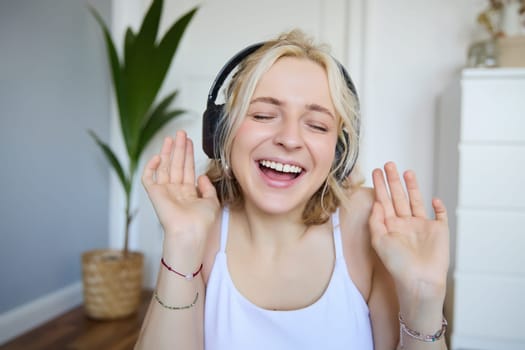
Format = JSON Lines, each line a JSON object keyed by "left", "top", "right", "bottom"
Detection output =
{"left": 142, "top": 131, "right": 220, "bottom": 244}
{"left": 369, "top": 162, "right": 449, "bottom": 298}
{"left": 148, "top": 182, "right": 217, "bottom": 237}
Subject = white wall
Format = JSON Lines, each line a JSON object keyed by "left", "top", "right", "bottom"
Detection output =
{"left": 108, "top": 0, "right": 488, "bottom": 285}
{"left": 0, "top": 0, "right": 111, "bottom": 343}
{"left": 359, "top": 0, "right": 486, "bottom": 204}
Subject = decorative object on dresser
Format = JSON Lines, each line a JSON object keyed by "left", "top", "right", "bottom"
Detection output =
{"left": 83, "top": 0, "right": 197, "bottom": 320}
{"left": 435, "top": 68, "right": 525, "bottom": 350}
{"left": 497, "top": 36, "right": 525, "bottom": 67}
{"left": 469, "top": 0, "right": 525, "bottom": 67}
{"left": 497, "top": 0, "right": 525, "bottom": 66}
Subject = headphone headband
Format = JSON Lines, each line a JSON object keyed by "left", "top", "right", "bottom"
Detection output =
{"left": 207, "top": 43, "right": 264, "bottom": 105}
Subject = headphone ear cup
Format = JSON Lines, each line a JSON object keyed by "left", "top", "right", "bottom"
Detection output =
{"left": 202, "top": 103, "right": 224, "bottom": 158}
{"left": 334, "top": 139, "right": 344, "bottom": 182}
{"left": 334, "top": 129, "right": 352, "bottom": 183}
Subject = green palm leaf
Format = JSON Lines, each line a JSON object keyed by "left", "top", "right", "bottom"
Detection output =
{"left": 122, "top": 4, "right": 198, "bottom": 159}
{"left": 124, "top": 28, "right": 137, "bottom": 68}
{"left": 88, "top": 7, "right": 131, "bottom": 152}
{"left": 88, "top": 130, "right": 130, "bottom": 196}
{"left": 155, "top": 8, "right": 198, "bottom": 88}
{"left": 135, "top": 91, "right": 185, "bottom": 159}
{"left": 89, "top": 0, "right": 198, "bottom": 254}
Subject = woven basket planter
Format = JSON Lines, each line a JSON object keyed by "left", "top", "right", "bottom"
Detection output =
{"left": 82, "top": 249, "right": 144, "bottom": 320}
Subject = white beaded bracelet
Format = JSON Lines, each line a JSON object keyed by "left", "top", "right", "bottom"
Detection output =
{"left": 399, "top": 313, "right": 448, "bottom": 347}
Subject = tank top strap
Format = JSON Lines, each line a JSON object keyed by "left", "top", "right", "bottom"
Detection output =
{"left": 219, "top": 207, "right": 230, "bottom": 253}
{"left": 331, "top": 208, "right": 344, "bottom": 258}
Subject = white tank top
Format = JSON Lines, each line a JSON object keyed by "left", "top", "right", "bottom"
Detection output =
{"left": 204, "top": 207, "right": 374, "bottom": 350}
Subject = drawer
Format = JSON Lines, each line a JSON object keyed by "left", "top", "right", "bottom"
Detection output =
{"left": 458, "top": 144, "right": 525, "bottom": 208}
{"left": 453, "top": 274, "right": 525, "bottom": 341}
{"left": 461, "top": 75, "right": 525, "bottom": 142}
{"left": 455, "top": 209, "right": 525, "bottom": 274}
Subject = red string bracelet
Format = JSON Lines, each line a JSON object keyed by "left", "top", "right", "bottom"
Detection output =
{"left": 161, "top": 258, "right": 203, "bottom": 281}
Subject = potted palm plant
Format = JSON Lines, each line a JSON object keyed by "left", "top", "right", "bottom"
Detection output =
{"left": 82, "top": 0, "right": 198, "bottom": 319}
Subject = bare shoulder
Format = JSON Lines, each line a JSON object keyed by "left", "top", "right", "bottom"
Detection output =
{"left": 338, "top": 186, "right": 376, "bottom": 302}
{"left": 339, "top": 186, "right": 375, "bottom": 235}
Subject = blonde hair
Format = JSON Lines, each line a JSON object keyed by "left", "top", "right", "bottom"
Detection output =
{"left": 205, "top": 29, "right": 361, "bottom": 225}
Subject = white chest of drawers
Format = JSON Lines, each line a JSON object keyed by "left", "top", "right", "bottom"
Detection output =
{"left": 435, "top": 68, "right": 525, "bottom": 350}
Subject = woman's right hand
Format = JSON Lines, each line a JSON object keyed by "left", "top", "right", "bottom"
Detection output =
{"left": 142, "top": 131, "right": 220, "bottom": 257}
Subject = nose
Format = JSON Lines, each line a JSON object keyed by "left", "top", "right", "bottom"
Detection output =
{"left": 273, "top": 118, "right": 304, "bottom": 151}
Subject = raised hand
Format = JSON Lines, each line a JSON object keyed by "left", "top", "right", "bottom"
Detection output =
{"left": 142, "top": 131, "right": 220, "bottom": 254}
{"left": 369, "top": 162, "right": 449, "bottom": 301}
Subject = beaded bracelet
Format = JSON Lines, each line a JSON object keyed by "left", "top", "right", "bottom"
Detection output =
{"left": 154, "top": 290, "right": 199, "bottom": 310}
{"left": 161, "top": 257, "right": 203, "bottom": 281}
{"left": 399, "top": 313, "right": 448, "bottom": 347}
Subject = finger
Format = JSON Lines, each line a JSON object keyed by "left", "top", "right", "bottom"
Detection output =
{"left": 170, "top": 130, "right": 187, "bottom": 184}
{"left": 404, "top": 170, "right": 427, "bottom": 218}
{"left": 372, "top": 168, "right": 396, "bottom": 218}
{"left": 142, "top": 155, "right": 160, "bottom": 187}
{"left": 183, "top": 138, "right": 195, "bottom": 185}
{"left": 369, "top": 202, "right": 387, "bottom": 247}
{"left": 157, "top": 137, "right": 173, "bottom": 184}
{"left": 384, "top": 162, "right": 411, "bottom": 217}
{"left": 432, "top": 198, "right": 448, "bottom": 223}
{"left": 198, "top": 175, "right": 218, "bottom": 200}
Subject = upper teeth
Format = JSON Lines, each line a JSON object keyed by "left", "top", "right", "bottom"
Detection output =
{"left": 260, "top": 160, "right": 302, "bottom": 173}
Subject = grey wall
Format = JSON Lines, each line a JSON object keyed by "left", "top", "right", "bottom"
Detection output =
{"left": 0, "top": 0, "right": 111, "bottom": 313}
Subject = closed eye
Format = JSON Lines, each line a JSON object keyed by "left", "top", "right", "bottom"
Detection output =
{"left": 252, "top": 114, "right": 275, "bottom": 121}
{"left": 308, "top": 123, "right": 329, "bottom": 132}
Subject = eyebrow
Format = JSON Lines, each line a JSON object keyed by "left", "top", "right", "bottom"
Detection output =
{"left": 250, "top": 96, "right": 335, "bottom": 119}
{"left": 305, "top": 103, "right": 335, "bottom": 119}
{"left": 250, "top": 96, "right": 282, "bottom": 106}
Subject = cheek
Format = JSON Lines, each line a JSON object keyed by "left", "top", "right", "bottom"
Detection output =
{"left": 310, "top": 136, "right": 337, "bottom": 168}
{"left": 231, "top": 120, "right": 269, "bottom": 150}
{"left": 229, "top": 121, "right": 261, "bottom": 168}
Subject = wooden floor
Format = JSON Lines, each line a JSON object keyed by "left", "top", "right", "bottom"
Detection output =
{"left": 0, "top": 290, "right": 152, "bottom": 350}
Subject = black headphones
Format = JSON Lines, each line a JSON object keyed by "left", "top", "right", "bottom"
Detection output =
{"left": 202, "top": 42, "right": 360, "bottom": 182}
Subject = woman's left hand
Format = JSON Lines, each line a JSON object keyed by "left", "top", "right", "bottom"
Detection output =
{"left": 369, "top": 162, "right": 449, "bottom": 302}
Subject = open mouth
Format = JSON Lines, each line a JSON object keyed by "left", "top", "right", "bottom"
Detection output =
{"left": 258, "top": 160, "right": 304, "bottom": 180}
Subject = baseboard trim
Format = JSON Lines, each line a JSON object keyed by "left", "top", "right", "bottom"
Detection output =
{"left": 0, "top": 282, "right": 83, "bottom": 345}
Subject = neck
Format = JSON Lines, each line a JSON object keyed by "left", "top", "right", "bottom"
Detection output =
{"left": 234, "top": 202, "right": 309, "bottom": 251}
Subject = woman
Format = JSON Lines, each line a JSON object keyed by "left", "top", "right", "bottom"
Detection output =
{"left": 135, "top": 30, "right": 449, "bottom": 350}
